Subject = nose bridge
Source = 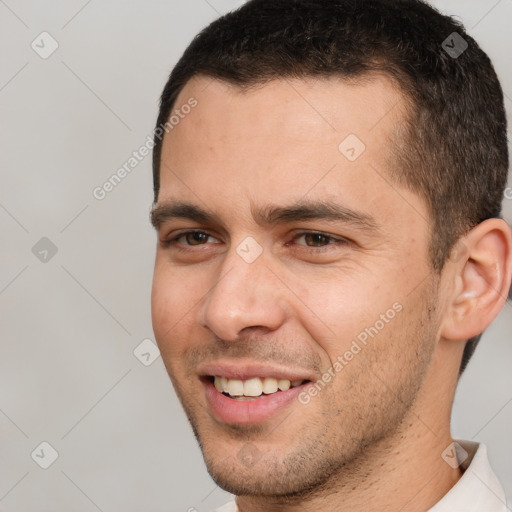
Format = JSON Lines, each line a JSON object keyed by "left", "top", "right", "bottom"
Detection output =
{"left": 199, "top": 240, "right": 286, "bottom": 340}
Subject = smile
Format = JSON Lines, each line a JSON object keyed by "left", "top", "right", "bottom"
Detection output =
{"left": 202, "top": 375, "right": 312, "bottom": 424}
{"left": 212, "top": 376, "right": 306, "bottom": 400}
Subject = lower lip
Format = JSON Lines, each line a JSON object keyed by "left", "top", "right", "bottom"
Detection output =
{"left": 203, "top": 379, "right": 309, "bottom": 425}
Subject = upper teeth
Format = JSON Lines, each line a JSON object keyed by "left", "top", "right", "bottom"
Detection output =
{"left": 214, "top": 377, "right": 304, "bottom": 397}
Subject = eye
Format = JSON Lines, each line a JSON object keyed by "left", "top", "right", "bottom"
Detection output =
{"left": 292, "top": 231, "right": 348, "bottom": 248}
{"left": 295, "top": 232, "right": 335, "bottom": 247}
{"left": 180, "top": 231, "right": 211, "bottom": 246}
{"left": 162, "top": 230, "right": 220, "bottom": 248}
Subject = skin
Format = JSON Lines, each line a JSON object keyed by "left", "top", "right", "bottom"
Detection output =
{"left": 150, "top": 75, "right": 512, "bottom": 512}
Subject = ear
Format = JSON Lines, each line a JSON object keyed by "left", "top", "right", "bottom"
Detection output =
{"left": 440, "top": 218, "right": 512, "bottom": 341}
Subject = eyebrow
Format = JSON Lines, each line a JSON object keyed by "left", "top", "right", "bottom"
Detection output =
{"left": 150, "top": 199, "right": 379, "bottom": 233}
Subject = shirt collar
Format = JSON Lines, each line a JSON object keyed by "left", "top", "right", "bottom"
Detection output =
{"left": 427, "top": 440, "right": 507, "bottom": 512}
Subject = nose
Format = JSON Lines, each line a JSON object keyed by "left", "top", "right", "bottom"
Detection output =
{"left": 198, "top": 242, "right": 287, "bottom": 341}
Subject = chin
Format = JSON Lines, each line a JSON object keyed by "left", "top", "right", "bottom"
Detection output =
{"left": 198, "top": 434, "right": 346, "bottom": 500}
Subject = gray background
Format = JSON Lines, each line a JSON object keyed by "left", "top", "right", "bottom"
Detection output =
{"left": 0, "top": 1, "right": 510, "bottom": 511}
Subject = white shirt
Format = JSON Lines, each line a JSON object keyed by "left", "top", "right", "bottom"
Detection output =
{"left": 212, "top": 440, "right": 507, "bottom": 512}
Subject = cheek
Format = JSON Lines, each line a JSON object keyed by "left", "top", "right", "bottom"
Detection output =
{"left": 289, "top": 268, "right": 405, "bottom": 363}
{"left": 151, "top": 263, "right": 199, "bottom": 351}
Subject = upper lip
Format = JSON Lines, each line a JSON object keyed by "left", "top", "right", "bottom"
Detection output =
{"left": 198, "top": 359, "right": 315, "bottom": 382}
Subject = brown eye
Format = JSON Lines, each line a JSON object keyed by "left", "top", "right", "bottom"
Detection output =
{"left": 296, "top": 232, "right": 335, "bottom": 247}
{"left": 303, "top": 233, "right": 331, "bottom": 246}
{"left": 184, "top": 232, "right": 210, "bottom": 245}
{"left": 161, "top": 230, "right": 222, "bottom": 250}
{"left": 176, "top": 231, "right": 214, "bottom": 245}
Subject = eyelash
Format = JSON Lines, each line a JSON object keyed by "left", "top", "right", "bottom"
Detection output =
{"left": 161, "top": 230, "right": 350, "bottom": 253}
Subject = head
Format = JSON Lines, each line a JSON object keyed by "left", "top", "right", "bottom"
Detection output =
{"left": 150, "top": 0, "right": 511, "bottom": 500}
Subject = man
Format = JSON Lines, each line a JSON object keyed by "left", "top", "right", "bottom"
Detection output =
{"left": 149, "top": 0, "right": 512, "bottom": 510}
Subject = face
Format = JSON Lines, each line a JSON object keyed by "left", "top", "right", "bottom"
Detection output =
{"left": 151, "top": 75, "right": 441, "bottom": 497}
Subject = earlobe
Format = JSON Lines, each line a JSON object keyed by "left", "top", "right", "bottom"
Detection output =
{"left": 441, "top": 218, "right": 512, "bottom": 342}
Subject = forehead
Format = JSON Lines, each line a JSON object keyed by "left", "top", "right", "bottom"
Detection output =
{"left": 166, "top": 73, "right": 407, "bottom": 153}
{"left": 159, "top": 74, "right": 407, "bottom": 180}
{"left": 157, "top": 74, "right": 424, "bottom": 234}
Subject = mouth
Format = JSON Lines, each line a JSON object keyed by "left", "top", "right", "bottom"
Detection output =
{"left": 208, "top": 375, "right": 307, "bottom": 400}
{"left": 200, "top": 374, "right": 313, "bottom": 424}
